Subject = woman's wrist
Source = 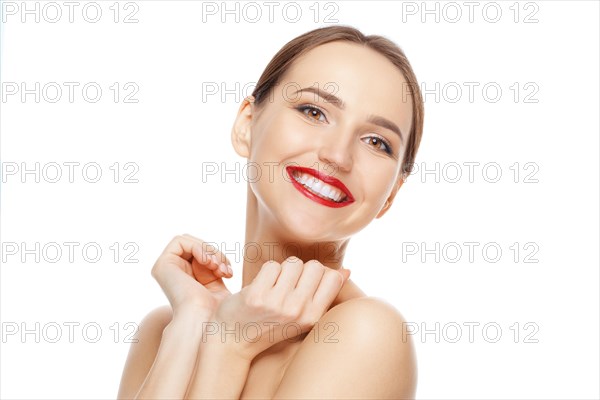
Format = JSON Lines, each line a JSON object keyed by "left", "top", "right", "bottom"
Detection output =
{"left": 201, "top": 324, "right": 259, "bottom": 362}
{"left": 168, "top": 304, "right": 265, "bottom": 362}
{"left": 166, "top": 305, "right": 258, "bottom": 362}
{"left": 164, "top": 304, "right": 215, "bottom": 337}
{"left": 176, "top": 298, "right": 216, "bottom": 317}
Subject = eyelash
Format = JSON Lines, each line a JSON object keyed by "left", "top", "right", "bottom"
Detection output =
{"left": 294, "top": 104, "right": 395, "bottom": 156}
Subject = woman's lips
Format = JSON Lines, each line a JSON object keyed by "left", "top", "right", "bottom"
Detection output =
{"left": 286, "top": 166, "right": 355, "bottom": 208}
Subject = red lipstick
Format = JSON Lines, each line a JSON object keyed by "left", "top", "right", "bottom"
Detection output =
{"left": 285, "top": 166, "right": 355, "bottom": 208}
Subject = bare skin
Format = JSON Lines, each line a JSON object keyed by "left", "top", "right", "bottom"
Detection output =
{"left": 117, "top": 41, "right": 417, "bottom": 399}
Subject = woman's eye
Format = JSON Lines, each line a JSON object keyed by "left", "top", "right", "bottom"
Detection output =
{"left": 297, "top": 105, "right": 327, "bottom": 123}
{"left": 363, "top": 136, "right": 393, "bottom": 155}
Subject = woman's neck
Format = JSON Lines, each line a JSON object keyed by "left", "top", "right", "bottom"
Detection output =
{"left": 241, "top": 184, "right": 349, "bottom": 289}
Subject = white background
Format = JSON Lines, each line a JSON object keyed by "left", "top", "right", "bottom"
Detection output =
{"left": 1, "top": 1, "right": 598, "bottom": 399}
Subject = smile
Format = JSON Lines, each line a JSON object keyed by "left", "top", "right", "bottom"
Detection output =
{"left": 285, "top": 166, "right": 355, "bottom": 208}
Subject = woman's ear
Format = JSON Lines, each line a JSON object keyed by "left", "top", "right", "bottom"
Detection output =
{"left": 376, "top": 176, "right": 405, "bottom": 219}
{"left": 231, "top": 96, "right": 255, "bottom": 158}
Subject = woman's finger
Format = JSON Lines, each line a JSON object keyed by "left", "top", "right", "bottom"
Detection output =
{"left": 156, "top": 235, "right": 231, "bottom": 281}
{"left": 270, "top": 257, "right": 304, "bottom": 300}
{"left": 182, "top": 233, "right": 232, "bottom": 267}
{"left": 159, "top": 235, "right": 200, "bottom": 263}
{"left": 311, "top": 269, "right": 347, "bottom": 313}
{"left": 293, "top": 260, "right": 326, "bottom": 299}
{"left": 252, "top": 260, "right": 282, "bottom": 291}
{"left": 191, "top": 244, "right": 232, "bottom": 283}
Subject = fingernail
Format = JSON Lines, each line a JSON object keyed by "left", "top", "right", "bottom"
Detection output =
{"left": 341, "top": 269, "right": 350, "bottom": 281}
{"left": 219, "top": 262, "right": 228, "bottom": 274}
{"left": 227, "top": 264, "right": 233, "bottom": 275}
{"left": 211, "top": 255, "right": 218, "bottom": 265}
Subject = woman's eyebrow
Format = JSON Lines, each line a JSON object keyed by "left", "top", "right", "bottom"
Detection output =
{"left": 366, "top": 115, "right": 405, "bottom": 144}
{"left": 293, "top": 87, "right": 346, "bottom": 109}
{"left": 292, "top": 86, "right": 405, "bottom": 144}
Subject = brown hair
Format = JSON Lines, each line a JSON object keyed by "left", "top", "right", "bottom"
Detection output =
{"left": 251, "top": 25, "right": 424, "bottom": 180}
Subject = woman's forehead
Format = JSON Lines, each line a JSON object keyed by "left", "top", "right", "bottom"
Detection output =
{"left": 276, "top": 41, "right": 413, "bottom": 126}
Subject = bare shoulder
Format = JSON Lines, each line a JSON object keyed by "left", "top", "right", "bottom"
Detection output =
{"left": 273, "top": 296, "right": 417, "bottom": 399}
{"left": 328, "top": 295, "right": 411, "bottom": 327}
{"left": 320, "top": 296, "right": 417, "bottom": 370}
{"left": 135, "top": 304, "right": 174, "bottom": 332}
{"left": 116, "top": 305, "right": 173, "bottom": 399}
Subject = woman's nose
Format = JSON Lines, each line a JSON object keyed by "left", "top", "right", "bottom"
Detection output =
{"left": 317, "top": 132, "right": 354, "bottom": 174}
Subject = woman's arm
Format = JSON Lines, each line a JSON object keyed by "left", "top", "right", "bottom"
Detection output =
{"left": 184, "top": 257, "right": 351, "bottom": 399}
{"left": 120, "top": 251, "right": 350, "bottom": 399}
{"left": 118, "top": 304, "right": 254, "bottom": 400}
{"left": 117, "top": 305, "right": 211, "bottom": 399}
{"left": 117, "top": 306, "right": 170, "bottom": 399}
{"left": 118, "top": 234, "right": 238, "bottom": 398}
{"left": 135, "top": 305, "right": 212, "bottom": 399}
{"left": 184, "top": 332, "right": 254, "bottom": 399}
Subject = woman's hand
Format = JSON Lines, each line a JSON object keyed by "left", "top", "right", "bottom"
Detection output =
{"left": 151, "top": 234, "right": 234, "bottom": 315}
{"left": 210, "top": 256, "right": 351, "bottom": 360}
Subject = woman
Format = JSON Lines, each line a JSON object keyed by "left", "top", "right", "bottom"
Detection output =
{"left": 118, "top": 25, "right": 424, "bottom": 399}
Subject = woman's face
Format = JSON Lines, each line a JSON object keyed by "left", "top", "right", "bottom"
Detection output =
{"left": 233, "top": 41, "right": 413, "bottom": 242}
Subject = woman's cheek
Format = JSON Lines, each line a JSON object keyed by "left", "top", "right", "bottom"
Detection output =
{"left": 370, "top": 168, "right": 397, "bottom": 204}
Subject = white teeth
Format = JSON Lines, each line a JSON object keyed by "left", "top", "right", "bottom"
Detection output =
{"left": 332, "top": 191, "right": 342, "bottom": 202}
{"left": 292, "top": 171, "right": 347, "bottom": 203}
{"left": 312, "top": 180, "right": 323, "bottom": 193}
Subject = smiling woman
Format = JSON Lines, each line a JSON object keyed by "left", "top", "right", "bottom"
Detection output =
{"left": 117, "top": 25, "right": 424, "bottom": 400}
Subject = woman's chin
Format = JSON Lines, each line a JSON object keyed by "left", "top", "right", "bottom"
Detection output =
{"left": 275, "top": 206, "right": 342, "bottom": 243}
